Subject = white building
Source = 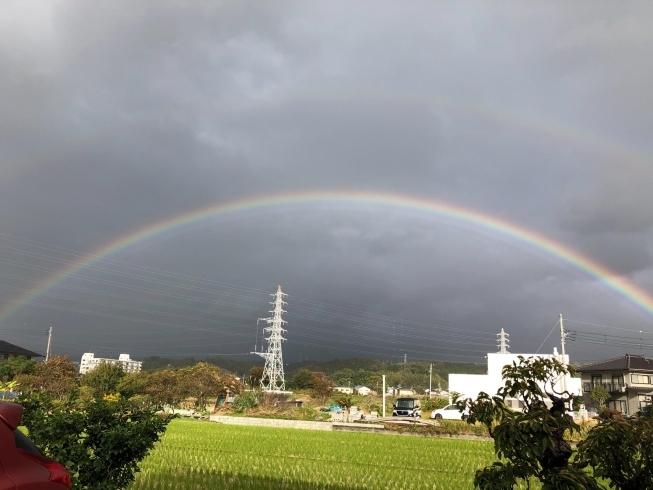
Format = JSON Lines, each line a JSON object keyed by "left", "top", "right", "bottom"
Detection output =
{"left": 333, "top": 386, "right": 354, "bottom": 394}
{"left": 354, "top": 385, "right": 373, "bottom": 396}
{"left": 449, "top": 343, "right": 581, "bottom": 410}
{"left": 79, "top": 353, "right": 142, "bottom": 374}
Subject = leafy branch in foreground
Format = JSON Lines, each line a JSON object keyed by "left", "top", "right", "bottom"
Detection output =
{"left": 458, "top": 356, "right": 600, "bottom": 489}
{"left": 577, "top": 409, "right": 653, "bottom": 490}
{"left": 19, "top": 391, "right": 174, "bottom": 490}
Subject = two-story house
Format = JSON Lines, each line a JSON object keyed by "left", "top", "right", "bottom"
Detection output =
{"left": 578, "top": 354, "right": 653, "bottom": 414}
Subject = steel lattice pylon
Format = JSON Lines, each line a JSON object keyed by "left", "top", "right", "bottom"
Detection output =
{"left": 252, "top": 285, "right": 288, "bottom": 391}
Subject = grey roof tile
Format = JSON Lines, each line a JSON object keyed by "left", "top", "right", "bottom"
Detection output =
{"left": 578, "top": 355, "right": 653, "bottom": 373}
{"left": 0, "top": 340, "right": 43, "bottom": 358}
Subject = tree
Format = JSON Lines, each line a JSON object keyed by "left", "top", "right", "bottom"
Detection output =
{"left": 82, "top": 362, "right": 126, "bottom": 398}
{"left": 590, "top": 385, "right": 610, "bottom": 410}
{"left": 0, "top": 356, "right": 36, "bottom": 381}
{"left": 459, "top": 356, "right": 600, "bottom": 489}
{"left": 310, "top": 372, "right": 333, "bottom": 405}
{"left": 19, "top": 390, "right": 172, "bottom": 490}
{"left": 577, "top": 410, "right": 653, "bottom": 490}
{"left": 144, "top": 369, "right": 181, "bottom": 407}
{"left": 177, "top": 362, "right": 224, "bottom": 409}
{"left": 290, "top": 369, "right": 316, "bottom": 390}
{"left": 17, "top": 356, "right": 80, "bottom": 399}
{"left": 116, "top": 372, "right": 149, "bottom": 399}
{"left": 333, "top": 393, "right": 353, "bottom": 410}
{"left": 331, "top": 368, "right": 355, "bottom": 387}
{"left": 247, "top": 366, "right": 264, "bottom": 388}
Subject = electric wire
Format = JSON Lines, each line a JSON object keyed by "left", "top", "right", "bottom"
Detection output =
{"left": 0, "top": 235, "right": 541, "bottom": 340}
{"left": 0, "top": 234, "right": 547, "bottom": 360}
{"left": 535, "top": 319, "right": 559, "bottom": 354}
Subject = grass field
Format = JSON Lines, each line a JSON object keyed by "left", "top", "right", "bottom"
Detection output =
{"left": 128, "top": 419, "right": 501, "bottom": 490}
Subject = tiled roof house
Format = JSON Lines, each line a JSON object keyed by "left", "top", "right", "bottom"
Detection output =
{"left": 578, "top": 354, "right": 653, "bottom": 414}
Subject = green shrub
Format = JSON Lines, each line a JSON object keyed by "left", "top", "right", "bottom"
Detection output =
{"left": 246, "top": 407, "right": 326, "bottom": 421}
{"left": 18, "top": 391, "right": 173, "bottom": 490}
{"left": 384, "top": 420, "right": 489, "bottom": 437}
{"left": 422, "top": 397, "right": 449, "bottom": 411}
{"left": 232, "top": 391, "right": 259, "bottom": 413}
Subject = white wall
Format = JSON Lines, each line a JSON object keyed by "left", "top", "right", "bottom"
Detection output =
{"left": 449, "top": 351, "right": 581, "bottom": 404}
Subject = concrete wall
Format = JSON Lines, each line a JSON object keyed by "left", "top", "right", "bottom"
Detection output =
{"left": 449, "top": 352, "right": 580, "bottom": 403}
{"left": 209, "top": 415, "right": 332, "bottom": 431}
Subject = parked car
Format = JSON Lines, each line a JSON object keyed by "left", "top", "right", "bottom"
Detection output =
{"left": 0, "top": 401, "right": 71, "bottom": 488}
{"left": 430, "top": 404, "right": 468, "bottom": 420}
{"left": 392, "top": 398, "right": 421, "bottom": 417}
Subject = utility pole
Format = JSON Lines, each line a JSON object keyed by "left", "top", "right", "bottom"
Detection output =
{"left": 252, "top": 286, "right": 288, "bottom": 392}
{"left": 559, "top": 314, "right": 566, "bottom": 359}
{"left": 403, "top": 353, "right": 407, "bottom": 364}
{"left": 559, "top": 314, "right": 568, "bottom": 402}
{"left": 429, "top": 363, "right": 432, "bottom": 399}
{"left": 45, "top": 327, "right": 52, "bottom": 362}
{"left": 382, "top": 375, "right": 386, "bottom": 418}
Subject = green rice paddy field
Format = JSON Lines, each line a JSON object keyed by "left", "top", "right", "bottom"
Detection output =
{"left": 128, "top": 419, "right": 519, "bottom": 490}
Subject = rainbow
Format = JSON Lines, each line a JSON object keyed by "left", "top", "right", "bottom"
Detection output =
{"left": 2, "top": 190, "right": 653, "bottom": 324}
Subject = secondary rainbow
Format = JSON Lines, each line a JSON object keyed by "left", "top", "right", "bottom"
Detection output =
{"left": 4, "top": 93, "right": 652, "bottom": 185}
{"left": 2, "top": 190, "right": 653, "bottom": 324}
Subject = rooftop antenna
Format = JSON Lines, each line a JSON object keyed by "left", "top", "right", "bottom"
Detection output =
{"left": 497, "top": 328, "right": 510, "bottom": 354}
{"left": 251, "top": 286, "right": 288, "bottom": 392}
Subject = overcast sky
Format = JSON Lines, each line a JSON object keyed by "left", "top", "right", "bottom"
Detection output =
{"left": 0, "top": 1, "right": 652, "bottom": 366}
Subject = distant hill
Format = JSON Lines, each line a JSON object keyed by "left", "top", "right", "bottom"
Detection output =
{"left": 139, "top": 355, "right": 485, "bottom": 390}
{"left": 283, "top": 358, "right": 485, "bottom": 379}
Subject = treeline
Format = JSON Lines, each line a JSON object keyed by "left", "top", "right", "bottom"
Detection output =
{"left": 11, "top": 356, "right": 242, "bottom": 409}
{"left": 0, "top": 356, "right": 486, "bottom": 399}
{"left": 140, "top": 355, "right": 485, "bottom": 391}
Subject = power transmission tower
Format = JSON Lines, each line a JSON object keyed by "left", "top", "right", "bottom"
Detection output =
{"left": 251, "top": 286, "right": 288, "bottom": 392}
{"left": 497, "top": 328, "right": 510, "bottom": 354}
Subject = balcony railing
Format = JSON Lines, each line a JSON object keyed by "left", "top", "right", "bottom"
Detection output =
{"left": 583, "top": 382, "right": 626, "bottom": 393}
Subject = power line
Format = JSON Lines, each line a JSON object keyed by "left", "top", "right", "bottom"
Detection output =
{"left": 535, "top": 319, "right": 559, "bottom": 354}
{"left": 563, "top": 318, "right": 653, "bottom": 335}
{"left": 0, "top": 233, "right": 544, "bottom": 342}
{"left": 0, "top": 265, "right": 541, "bottom": 350}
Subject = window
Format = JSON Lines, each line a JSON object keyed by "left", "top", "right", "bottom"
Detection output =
{"left": 612, "top": 374, "right": 624, "bottom": 386}
{"left": 395, "top": 399, "right": 415, "bottom": 409}
{"left": 631, "top": 374, "right": 651, "bottom": 384}
{"left": 608, "top": 400, "right": 627, "bottom": 413}
{"left": 591, "top": 375, "right": 602, "bottom": 386}
{"left": 583, "top": 383, "right": 591, "bottom": 393}
{"left": 638, "top": 395, "right": 652, "bottom": 410}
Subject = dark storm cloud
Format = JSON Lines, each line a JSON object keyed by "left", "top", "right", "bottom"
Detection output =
{"left": 0, "top": 1, "right": 651, "bottom": 364}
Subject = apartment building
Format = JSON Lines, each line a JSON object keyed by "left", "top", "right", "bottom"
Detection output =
{"left": 79, "top": 353, "right": 142, "bottom": 374}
